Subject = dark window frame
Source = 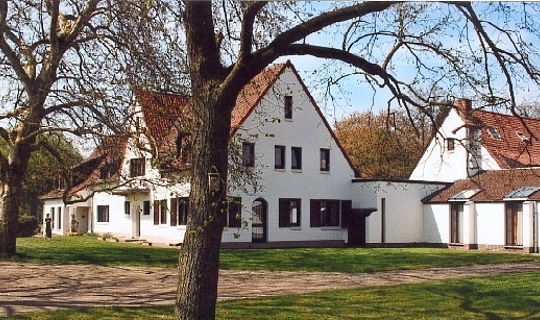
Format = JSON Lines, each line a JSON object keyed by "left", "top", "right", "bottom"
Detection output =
{"left": 284, "top": 95, "right": 293, "bottom": 120}
{"left": 447, "top": 138, "right": 455, "bottom": 151}
{"left": 97, "top": 205, "right": 110, "bottom": 223}
{"left": 291, "top": 147, "right": 302, "bottom": 170}
{"left": 275, "top": 145, "right": 286, "bottom": 169}
{"left": 129, "top": 158, "right": 146, "bottom": 177}
{"left": 143, "top": 201, "right": 150, "bottom": 216}
{"left": 320, "top": 148, "right": 330, "bottom": 171}
{"left": 242, "top": 142, "right": 255, "bottom": 167}
{"left": 279, "top": 198, "right": 301, "bottom": 228}
{"left": 124, "top": 201, "right": 131, "bottom": 215}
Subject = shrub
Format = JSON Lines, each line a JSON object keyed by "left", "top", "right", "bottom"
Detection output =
{"left": 17, "top": 215, "right": 40, "bottom": 237}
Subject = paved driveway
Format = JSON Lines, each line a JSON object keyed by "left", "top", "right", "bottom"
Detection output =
{"left": 1, "top": 261, "right": 540, "bottom": 317}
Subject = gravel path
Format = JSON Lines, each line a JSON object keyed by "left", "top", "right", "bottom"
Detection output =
{"left": 1, "top": 261, "right": 540, "bottom": 317}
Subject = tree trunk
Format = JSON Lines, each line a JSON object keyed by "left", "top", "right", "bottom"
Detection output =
{"left": 0, "top": 151, "right": 31, "bottom": 257}
{"left": 174, "top": 97, "right": 232, "bottom": 319}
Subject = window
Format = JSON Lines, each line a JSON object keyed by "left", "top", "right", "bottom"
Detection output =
{"left": 320, "top": 148, "right": 330, "bottom": 171}
{"left": 505, "top": 202, "right": 523, "bottom": 246}
{"left": 279, "top": 198, "right": 301, "bottom": 227}
{"left": 275, "top": 145, "right": 286, "bottom": 169}
{"left": 450, "top": 203, "right": 463, "bottom": 243}
{"left": 170, "top": 197, "right": 189, "bottom": 226}
{"left": 124, "top": 201, "right": 131, "bottom": 215}
{"left": 447, "top": 138, "right": 455, "bottom": 151}
{"left": 242, "top": 142, "right": 255, "bottom": 167}
{"left": 143, "top": 201, "right": 150, "bottom": 216}
{"left": 129, "top": 158, "right": 146, "bottom": 177}
{"left": 57, "top": 207, "right": 62, "bottom": 230}
{"left": 487, "top": 127, "right": 502, "bottom": 140}
{"left": 50, "top": 207, "right": 55, "bottom": 229}
{"left": 153, "top": 200, "right": 167, "bottom": 225}
{"left": 320, "top": 200, "right": 340, "bottom": 226}
{"left": 100, "top": 160, "right": 119, "bottom": 180}
{"left": 516, "top": 132, "right": 531, "bottom": 143}
{"left": 227, "top": 197, "right": 242, "bottom": 228}
{"left": 176, "top": 133, "right": 191, "bottom": 162}
{"left": 284, "top": 95, "right": 293, "bottom": 119}
{"left": 291, "top": 147, "right": 302, "bottom": 170}
{"left": 97, "top": 205, "right": 109, "bottom": 223}
{"left": 310, "top": 200, "right": 352, "bottom": 228}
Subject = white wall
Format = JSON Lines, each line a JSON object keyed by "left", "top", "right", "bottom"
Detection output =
{"left": 227, "top": 66, "right": 356, "bottom": 245}
{"left": 353, "top": 181, "right": 448, "bottom": 244}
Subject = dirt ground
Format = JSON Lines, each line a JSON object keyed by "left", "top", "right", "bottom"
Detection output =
{"left": 1, "top": 261, "right": 540, "bottom": 317}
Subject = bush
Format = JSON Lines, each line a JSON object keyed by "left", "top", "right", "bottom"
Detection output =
{"left": 17, "top": 215, "right": 40, "bottom": 237}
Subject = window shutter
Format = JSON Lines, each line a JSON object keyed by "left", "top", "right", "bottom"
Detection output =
{"left": 341, "top": 200, "right": 352, "bottom": 227}
{"left": 153, "top": 200, "right": 159, "bottom": 225}
{"left": 310, "top": 199, "right": 321, "bottom": 227}
{"left": 278, "top": 199, "right": 289, "bottom": 228}
{"left": 228, "top": 197, "right": 242, "bottom": 228}
{"left": 170, "top": 198, "right": 178, "bottom": 226}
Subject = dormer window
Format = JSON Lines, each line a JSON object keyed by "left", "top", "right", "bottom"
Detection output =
{"left": 284, "top": 95, "right": 293, "bottom": 120}
{"left": 486, "top": 127, "right": 502, "bottom": 140}
{"left": 446, "top": 138, "right": 455, "bottom": 151}
{"left": 176, "top": 132, "right": 191, "bottom": 163}
{"left": 516, "top": 132, "right": 531, "bottom": 144}
{"left": 129, "top": 158, "right": 146, "bottom": 177}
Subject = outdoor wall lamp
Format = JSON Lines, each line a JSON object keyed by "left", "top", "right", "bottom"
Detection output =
{"left": 208, "top": 167, "right": 221, "bottom": 192}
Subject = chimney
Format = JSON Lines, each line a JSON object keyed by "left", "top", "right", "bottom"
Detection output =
{"left": 455, "top": 98, "right": 472, "bottom": 120}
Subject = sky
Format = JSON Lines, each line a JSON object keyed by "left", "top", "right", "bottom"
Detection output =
{"left": 273, "top": 2, "right": 540, "bottom": 124}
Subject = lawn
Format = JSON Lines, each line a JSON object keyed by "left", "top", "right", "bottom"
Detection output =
{"left": 7, "top": 236, "right": 540, "bottom": 272}
{"left": 7, "top": 272, "right": 540, "bottom": 319}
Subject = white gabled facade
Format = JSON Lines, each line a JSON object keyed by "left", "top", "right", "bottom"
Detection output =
{"left": 44, "top": 62, "right": 360, "bottom": 247}
{"left": 410, "top": 101, "right": 501, "bottom": 182}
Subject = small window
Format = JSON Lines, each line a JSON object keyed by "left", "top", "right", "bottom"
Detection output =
{"left": 178, "top": 197, "right": 189, "bottom": 225}
{"left": 143, "top": 201, "right": 150, "bottom": 216}
{"left": 124, "top": 201, "right": 130, "bottom": 215}
{"left": 227, "top": 197, "right": 242, "bottom": 228}
{"left": 516, "top": 132, "right": 531, "bottom": 143}
{"left": 97, "top": 205, "right": 110, "bottom": 222}
{"left": 486, "top": 127, "right": 502, "bottom": 140}
{"left": 320, "top": 148, "right": 330, "bottom": 171}
{"left": 176, "top": 132, "right": 191, "bottom": 162}
{"left": 100, "top": 160, "right": 119, "bottom": 180}
{"left": 291, "top": 147, "right": 302, "bottom": 170}
{"left": 160, "top": 199, "right": 167, "bottom": 224}
{"left": 279, "top": 198, "right": 301, "bottom": 227}
{"left": 284, "top": 95, "right": 293, "bottom": 119}
{"left": 275, "top": 145, "right": 286, "bottom": 169}
{"left": 57, "top": 207, "right": 62, "bottom": 230}
{"left": 447, "top": 138, "right": 455, "bottom": 151}
{"left": 129, "top": 158, "right": 146, "bottom": 177}
{"left": 242, "top": 142, "right": 255, "bottom": 167}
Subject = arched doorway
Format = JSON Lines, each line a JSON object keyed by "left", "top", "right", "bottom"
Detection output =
{"left": 252, "top": 199, "right": 267, "bottom": 243}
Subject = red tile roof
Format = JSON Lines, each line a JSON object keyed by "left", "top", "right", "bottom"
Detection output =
{"left": 40, "top": 135, "right": 129, "bottom": 200}
{"left": 424, "top": 168, "right": 540, "bottom": 203}
{"left": 455, "top": 102, "right": 540, "bottom": 168}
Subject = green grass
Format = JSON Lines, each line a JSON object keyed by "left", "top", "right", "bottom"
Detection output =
{"left": 8, "top": 236, "right": 540, "bottom": 272}
{"left": 8, "top": 272, "right": 540, "bottom": 319}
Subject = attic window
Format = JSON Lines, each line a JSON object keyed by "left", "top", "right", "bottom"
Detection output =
{"left": 505, "top": 187, "right": 540, "bottom": 199}
{"left": 176, "top": 132, "right": 191, "bottom": 163}
{"left": 284, "top": 95, "right": 293, "bottom": 120}
{"left": 516, "top": 132, "right": 531, "bottom": 143}
{"left": 486, "top": 127, "right": 502, "bottom": 140}
{"left": 450, "top": 189, "right": 480, "bottom": 201}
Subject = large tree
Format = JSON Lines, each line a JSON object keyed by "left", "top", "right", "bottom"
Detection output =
{"left": 0, "top": 0, "right": 160, "bottom": 256}
{"left": 174, "top": 2, "right": 540, "bottom": 318}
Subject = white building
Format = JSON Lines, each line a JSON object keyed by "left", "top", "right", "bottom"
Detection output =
{"left": 42, "top": 61, "right": 361, "bottom": 248}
